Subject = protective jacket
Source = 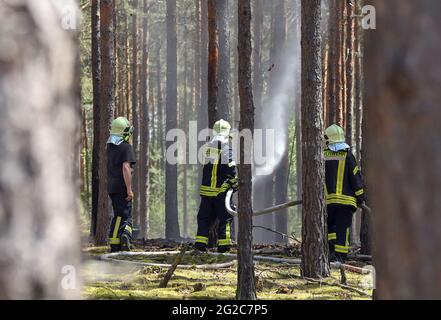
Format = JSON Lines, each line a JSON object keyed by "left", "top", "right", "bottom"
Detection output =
{"left": 199, "top": 136, "right": 238, "bottom": 197}
{"left": 324, "top": 148, "right": 365, "bottom": 211}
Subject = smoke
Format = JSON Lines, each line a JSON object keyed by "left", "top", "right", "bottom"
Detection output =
{"left": 253, "top": 24, "right": 301, "bottom": 186}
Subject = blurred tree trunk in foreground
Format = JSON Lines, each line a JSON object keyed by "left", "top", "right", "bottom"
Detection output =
{"left": 365, "top": 0, "right": 441, "bottom": 299}
{"left": 0, "top": 0, "right": 81, "bottom": 299}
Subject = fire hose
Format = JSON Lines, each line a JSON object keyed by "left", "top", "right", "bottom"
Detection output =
{"left": 225, "top": 189, "right": 372, "bottom": 216}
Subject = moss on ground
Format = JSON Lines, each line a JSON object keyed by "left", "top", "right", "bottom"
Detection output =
{"left": 83, "top": 253, "right": 372, "bottom": 300}
{"left": 112, "top": 251, "right": 235, "bottom": 265}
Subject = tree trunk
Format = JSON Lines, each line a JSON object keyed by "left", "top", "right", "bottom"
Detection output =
{"left": 207, "top": 0, "right": 219, "bottom": 128}
{"left": 251, "top": 0, "right": 269, "bottom": 244}
{"left": 165, "top": 0, "right": 180, "bottom": 239}
{"left": 0, "top": 0, "right": 81, "bottom": 299}
{"left": 326, "top": 0, "right": 338, "bottom": 126}
{"left": 156, "top": 43, "right": 165, "bottom": 169}
{"left": 271, "top": 0, "right": 289, "bottom": 243}
{"left": 217, "top": 0, "right": 230, "bottom": 121}
{"left": 139, "top": 0, "right": 150, "bottom": 239}
{"left": 130, "top": 0, "right": 140, "bottom": 227}
{"left": 366, "top": 0, "right": 441, "bottom": 299}
{"left": 91, "top": 0, "right": 101, "bottom": 237}
{"left": 237, "top": 0, "right": 257, "bottom": 301}
{"left": 300, "top": 0, "right": 330, "bottom": 279}
{"left": 335, "top": 0, "right": 344, "bottom": 126}
{"left": 96, "top": 0, "right": 115, "bottom": 245}
{"left": 345, "top": 0, "right": 355, "bottom": 146}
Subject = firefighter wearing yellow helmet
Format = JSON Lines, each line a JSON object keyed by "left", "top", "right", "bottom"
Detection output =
{"left": 107, "top": 117, "right": 136, "bottom": 252}
{"left": 324, "top": 124, "right": 365, "bottom": 262}
{"left": 194, "top": 119, "right": 238, "bottom": 253}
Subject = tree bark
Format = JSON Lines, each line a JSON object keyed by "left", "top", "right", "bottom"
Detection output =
{"left": 300, "top": 0, "right": 330, "bottom": 279}
{"left": 237, "top": 0, "right": 257, "bottom": 300}
{"left": 217, "top": 0, "right": 230, "bottom": 121}
{"left": 96, "top": 0, "right": 115, "bottom": 245}
{"left": 130, "top": 0, "right": 140, "bottom": 226}
{"left": 139, "top": 0, "right": 150, "bottom": 239}
{"left": 345, "top": 0, "right": 355, "bottom": 146}
{"left": 326, "top": 0, "right": 338, "bottom": 126}
{"left": 91, "top": 0, "right": 101, "bottom": 236}
{"left": 207, "top": 0, "right": 219, "bottom": 128}
{"left": 251, "top": 0, "right": 270, "bottom": 244}
{"left": 0, "top": 0, "right": 81, "bottom": 299}
{"left": 365, "top": 0, "right": 441, "bottom": 299}
{"left": 270, "top": 0, "right": 289, "bottom": 244}
{"left": 165, "top": 0, "right": 180, "bottom": 239}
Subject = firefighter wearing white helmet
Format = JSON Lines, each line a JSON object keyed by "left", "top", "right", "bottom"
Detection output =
{"left": 324, "top": 124, "right": 365, "bottom": 262}
{"left": 107, "top": 117, "right": 136, "bottom": 252}
{"left": 195, "top": 119, "right": 238, "bottom": 253}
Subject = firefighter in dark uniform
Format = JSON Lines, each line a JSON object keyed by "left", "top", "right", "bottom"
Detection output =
{"left": 107, "top": 117, "right": 136, "bottom": 253}
{"left": 324, "top": 124, "right": 365, "bottom": 262}
{"left": 194, "top": 119, "right": 238, "bottom": 253}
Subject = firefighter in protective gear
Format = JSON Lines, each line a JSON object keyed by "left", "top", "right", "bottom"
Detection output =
{"left": 107, "top": 117, "right": 136, "bottom": 253}
{"left": 195, "top": 119, "right": 238, "bottom": 253}
{"left": 324, "top": 124, "right": 365, "bottom": 262}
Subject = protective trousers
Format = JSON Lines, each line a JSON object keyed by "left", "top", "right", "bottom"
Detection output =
{"left": 327, "top": 204, "right": 353, "bottom": 262}
{"left": 108, "top": 193, "right": 133, "bottom": 252}
{"left": 195, "top": 193, "right": 234, "bottom": 253}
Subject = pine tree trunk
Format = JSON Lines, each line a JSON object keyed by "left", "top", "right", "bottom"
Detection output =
{"left": 139, "top": 0, "right": 150, "bottom": 239}
{"left": 326, "top": 0, "right": 338, "bottom": 126}
{"left": 345, "top": 0, "right": 355, "bottom": 146}
{"left": 334, "top": 0, "right": 344, "bottom": 126}
{"left": 217, "top": 0, "right": 230, "bottom": 121}
{"left": 207, "top": 0, "right": 219, "bottom": 128}
{"left": 366, "top": 0, "right": 441, "bottom": 299}
{"left": 251, "top": 0, "right": 269, "bottom": 244}
{"left": 0, "top": 0, "right": 81, "bottom": 299}
{"left": 237, "top": 0, "right": 257, "bottom": 300}
{"left": 272, "top": 0, "right": 289, "bottom": 243}
{"left": 300, "top": 0, "right": 330, "bottom": 279}
{"left": 156, "top": 44, "right": 165, "bottom": 169}
{"left": 91, "top": 0, "right": 101, "bottom": 237}
{"left": 130, "top": 0, "right": 140, "bottom": 227}
{"left": 96, "top": 0, "right": 115, "bottom": 245}
{"left": 165, "top": 0, "right": 180, "bottom": 240}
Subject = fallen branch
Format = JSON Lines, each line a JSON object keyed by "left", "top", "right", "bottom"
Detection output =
{"left": 159, "top": 244, "right": 189, "bottom": 288}
{"left": 289, "top": 273, "right": 370, "bottom": 297}
{"left": 225, "top": 189, "right": 301, "bottom": 216}
{"left": 253, "top": 225, "right": 301, "bottom": 244}
{"left": 347, "top": 254, "right": 372, "bottom": 262}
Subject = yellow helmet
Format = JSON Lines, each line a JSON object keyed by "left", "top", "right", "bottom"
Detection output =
{"left": 110, "top": 117, "right": 133, "bottom": 140}
{"left": 213, "top": 119, "right": 231, "bottom": 136}
{"left": 324, "top": 124, "right": 345, "bottom": 145}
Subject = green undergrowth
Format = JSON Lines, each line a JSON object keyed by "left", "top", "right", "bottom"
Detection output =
{"left": 82, "top": 249, "right": 373, "bottom": 300}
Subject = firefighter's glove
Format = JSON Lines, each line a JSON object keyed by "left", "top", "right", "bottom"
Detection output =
{"left": 228, "top": 179, "right": 239, "bottom": 192}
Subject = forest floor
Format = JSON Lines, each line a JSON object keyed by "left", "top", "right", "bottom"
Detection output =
{"left": 81, "top": 240, "right": 373, "bottom": 300}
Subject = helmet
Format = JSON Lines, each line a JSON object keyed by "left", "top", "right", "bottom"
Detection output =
{"left": 110, "top": 117, "right": 133, "bottom": 141}
{"left": 324, "top": 124, "right": 345, "bottom": 145}
{"left": 213, "top": 119, "right": 231, "bottom": 136}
